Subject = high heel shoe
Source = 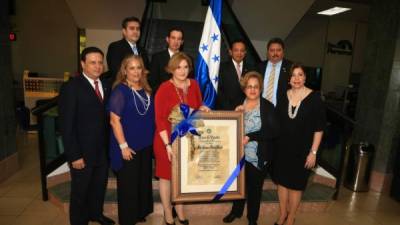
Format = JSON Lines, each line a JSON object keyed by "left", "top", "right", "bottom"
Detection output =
{"left": 172, "top": 206, "right": 177, "bottom": 218}
{"left": 177, "top": 218, "right": 189, "bottom": 225}
{"left": 274, "top": 215, "right": 287, "bottom": 225}
{"left": 172, "top": 207, "right": 189, "bottom": 225}
{"left": 164, "top": 212, "right": 176, "bottom": 225}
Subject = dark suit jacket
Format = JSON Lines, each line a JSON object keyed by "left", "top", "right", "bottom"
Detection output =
{"left": 257, "top": 59, "right": 292, "bottom": 106}
{"left": 59, "top": 75, "right": 110, "bottom": 167}
{"left": 106, "top": 39, "right": 149, "bottom": 84}
{"left": 149, "top": 49, "right": 171, "bottom": 93}
{"left": 216, "top": 60, "right": 254, "bottom": 110}
{"left": 247, "top": 98, "right": 280, "bottom": 169}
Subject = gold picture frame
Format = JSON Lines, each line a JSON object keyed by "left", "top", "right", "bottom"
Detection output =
{"left": 171, "top": 111, "right": 245, "bottom": 203}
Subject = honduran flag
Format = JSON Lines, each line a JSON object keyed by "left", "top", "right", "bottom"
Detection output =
{"left": 195, "top": 0, "right": 222, "bottom": 109}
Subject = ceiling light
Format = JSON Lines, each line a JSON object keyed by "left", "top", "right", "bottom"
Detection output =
{"left": 317, "top": 7, "right": 351, "bottom": 16}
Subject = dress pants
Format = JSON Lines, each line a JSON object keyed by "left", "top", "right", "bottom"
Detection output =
{"left": 69, "top": 163, "right": 108, "bottom": 225}
{"left": 231, "top": 162, "right": 267, "bottom": 222}
{"left": 117, "top": 147, "right": 153, "bottom": 225}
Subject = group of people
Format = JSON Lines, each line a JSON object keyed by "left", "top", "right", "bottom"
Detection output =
{"left": 59, "top": 16, "right": 326, "bottom": 225}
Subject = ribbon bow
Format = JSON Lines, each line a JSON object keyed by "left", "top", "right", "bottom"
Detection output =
{"left": 170, "top": 104, "right": 200, "bottom": 143}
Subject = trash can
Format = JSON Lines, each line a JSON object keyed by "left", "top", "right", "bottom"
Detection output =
{"left": 344, "top": 142, "right": 374, "bottom": 192}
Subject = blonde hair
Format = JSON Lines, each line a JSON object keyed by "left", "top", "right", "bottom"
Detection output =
{"left": 165, "top": 52, "right": 193, "bottom": 74}
{"left": 240, "top": 71, "right": 264, "bottom": 91}
{"left": 113, "top": 55, "right": 152, "bottom": 94}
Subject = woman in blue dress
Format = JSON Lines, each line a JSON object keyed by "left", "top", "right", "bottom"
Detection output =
{"left": 108, "top": 55, "right": 155, "bottom": 225}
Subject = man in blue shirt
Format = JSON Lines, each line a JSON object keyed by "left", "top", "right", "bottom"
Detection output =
{"left": 257, "top": 38, "right": 292, "bottom": 106}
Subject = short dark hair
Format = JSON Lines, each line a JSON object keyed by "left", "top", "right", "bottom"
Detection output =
{"left": 80, "top": 47, "right": 104, "bottom": 62}
{"left": 289, "top": 63, "right": 306, "bottom": 78}
{"left": 167, "top": 27, "right": 184, "bottom": 39}
{"left": 230, "top": 39, "right": 246, "bottom": 49}
{"left": 122, "top": 16, "right": 141, "bottom": 29}
{"left": 267, "top": 37, "right": 285, "bottom": 50}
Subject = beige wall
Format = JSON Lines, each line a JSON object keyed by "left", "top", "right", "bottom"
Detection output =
{"left": 284, "top": 15, "right": 368, "bottom": 93}
{"left": 285, "top": 17, "right": 329, "bottom": 67}
{"left": 85, "top": 29, "right": 122, "bottom": 71}
{"left": 11, "top": 0, "right": 78, "bottom": 80}
{"left": 153, "top": 0, "right": 207, "bottom": 22}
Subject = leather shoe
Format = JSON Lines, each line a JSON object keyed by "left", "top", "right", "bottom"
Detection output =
{"left": 90, "top": 215, "right": 115, "bottom": 225}
{"left": 223, "top": 213, "right": 241, "bottom": 223}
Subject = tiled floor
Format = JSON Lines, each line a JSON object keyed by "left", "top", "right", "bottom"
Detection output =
{"left": 1, "top": 132, "right": 400, "bottom": 225}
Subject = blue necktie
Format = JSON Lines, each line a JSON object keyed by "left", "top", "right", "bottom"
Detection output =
{"left": 132, "top": 44, "right": 139, "bottom": 55}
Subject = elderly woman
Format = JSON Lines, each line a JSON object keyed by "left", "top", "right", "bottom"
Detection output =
{"left": 153, "top": 52, "right": 209, "bottom": 225}
{"left": 108, "top": 55, "right": 154, "bottom": 225}
{"left": 273, "top": 63, "right": 326, "bottom": 225}
{"left": 223, "top": 71, "right": 279, "bottom": 225}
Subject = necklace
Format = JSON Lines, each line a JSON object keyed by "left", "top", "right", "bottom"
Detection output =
{"left": 131, "top": 87, "right": 151, "bottom": 116}
{"left": 171, "top": 79, "right": 188, "bottom": 103}
{"left": 287, "top": 87, "right": 306, "bottom": 119}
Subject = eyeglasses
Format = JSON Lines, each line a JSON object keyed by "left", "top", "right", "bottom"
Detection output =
{"left": 245, "top": 85, "right": 260, "bottom": 90}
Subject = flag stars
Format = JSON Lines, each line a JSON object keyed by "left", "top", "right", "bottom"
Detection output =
{"left": 201, "top": 43, "right": 209, "bottom": 52}
{"left": 211, "top": 33, "right": 219, "bottom": 42}
{"left": 213, "top": 76, "right": 219, "bottom": 83}
{"left": 212, "top": 54, "right": 220, "bottom": 62}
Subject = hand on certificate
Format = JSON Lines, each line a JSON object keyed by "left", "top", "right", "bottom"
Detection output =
{"left": 243, "top": 136, "right": 250, "bottom": 145}
{"left": 166, "top": 145, "right": 174, "bottom": 162}
{"left": 235, "top": 105, "right": 244, "bottom": 112}
{"left": 122, "top": 147, "right": 136, "bottom": 161}
{"left": 199, "top": 105, "right": 211, "bottom": 112}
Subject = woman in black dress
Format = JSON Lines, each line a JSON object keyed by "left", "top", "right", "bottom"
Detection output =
{"left": 273, "top": 63, "right": 326, "bottom": 225}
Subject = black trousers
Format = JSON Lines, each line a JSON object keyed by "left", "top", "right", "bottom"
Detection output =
{"left": 231, "top": 162, "right": 267, "bottom": 222}
{"left": 69, "top": 163, "right": 108, "bottom": 225}
{"left": 117, "top": 147, "right": 153, "bottom": 225}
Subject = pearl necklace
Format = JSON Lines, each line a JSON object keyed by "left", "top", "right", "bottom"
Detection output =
{"left": 131, "top": 88, "right": 151, "bottom": 116}
{"left": 287, "top": 87, "right": 306, "bottom": 119}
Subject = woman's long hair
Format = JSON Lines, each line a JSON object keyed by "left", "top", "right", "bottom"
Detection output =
{"left": 112, "top": 55, "right": 152, "bottom": 95}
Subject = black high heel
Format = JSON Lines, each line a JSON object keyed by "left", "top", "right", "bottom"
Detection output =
{"left": 172, "top": 206, "right": 177, "bottom": 218}
{"left": 274, "top": 215, "right": 287, "bottom": 225}
{"left": 172, "top": 207, "right": 189, "bottom": 225}
{"left": 164, "top": 212, "right": 176, "bottom": 225}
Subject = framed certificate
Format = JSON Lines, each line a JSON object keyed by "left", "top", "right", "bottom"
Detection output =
{"left": 171, "top": 111, "right": 245, "bottom": 202}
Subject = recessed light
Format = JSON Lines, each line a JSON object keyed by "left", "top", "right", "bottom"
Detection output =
{"left": 318, "top": 7, "right": 351, "bottom": 16}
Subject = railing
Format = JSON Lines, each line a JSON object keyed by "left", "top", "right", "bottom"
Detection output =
{"left": 221, "top": 0, "right": 261, "bottom": 66}
{"left": 319, "top": 104, "right": 356, "bottom": 199}
{"left": 139, "top": 0, "right": 154, "bottom": 49}
{"left": 32, "top": 97, "right": 65, "bottom": 201}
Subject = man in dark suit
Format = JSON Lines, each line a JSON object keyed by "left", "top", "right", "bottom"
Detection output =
{"left": 149, "top": 27, "right": 184, "bottom": 93}
{"left": 257, "top": 37, "right": 292, "bottom": 107}
{"left": 216, "top": 40, "right": 253, "bottom": 110}
{"left": 59, "top": 47, "right": 114, "bottom": 225}
{"left": 106, "top": 16, "right": 149, "bottom": 85}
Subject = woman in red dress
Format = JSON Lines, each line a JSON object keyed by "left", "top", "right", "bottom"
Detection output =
{"left": 153, "top": 52, "right": 209, "bottom": 225}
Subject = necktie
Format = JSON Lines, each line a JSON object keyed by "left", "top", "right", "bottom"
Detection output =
{"left": 236, "top": 62, "right": 241, "bottom": 80}
{"left": 265, "top": 64, "right": 276, "bottom": 102}
{"left": 132, "top": 44, "right": 139, "bottom": 55}
{"left": 94, "top": 80, "right": 103, "bottom": 102}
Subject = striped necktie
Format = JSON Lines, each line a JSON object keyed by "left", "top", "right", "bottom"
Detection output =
{"left": 235, "top": 62, "right": 241, "bottom": 80}
{"left": 265, "top": 64, "right": 276, "bottom": 102}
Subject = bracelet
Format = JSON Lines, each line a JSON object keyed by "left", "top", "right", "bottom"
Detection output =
{"left": 119, "top": 142, "right": 128, "bottom": 150}
{"left": 310, "top": 150, "right": 317, "bottom": 155}
{"left": 165, "top": 142, "right": 171, "bottom": 147}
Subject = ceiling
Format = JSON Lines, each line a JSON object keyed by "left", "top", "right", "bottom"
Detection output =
{"left": 64, "top": 0, "right": 370, "bottom": 40}
{"left": 65, "top": 0, "right": 146, "bottom": 29}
